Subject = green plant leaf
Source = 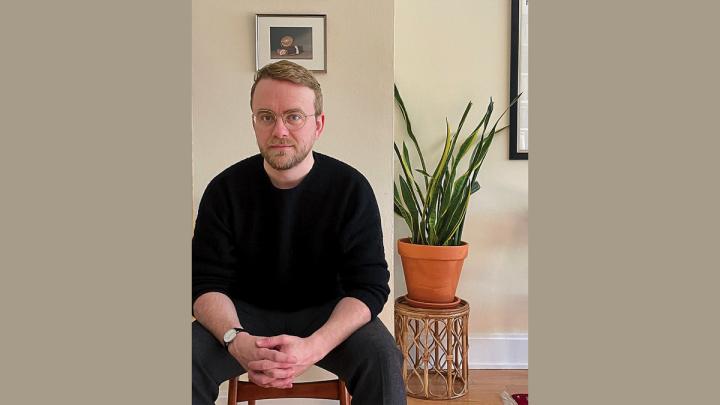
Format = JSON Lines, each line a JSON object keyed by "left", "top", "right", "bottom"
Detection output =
{"left": 449, "top": 101, "right": 493, "bottom": 193}
{"left": 395, "top": 85, "right": 429, "bottom": 189}
{"left": 447, "top": 101, "right": 472, "bottom": 162}
{"left": 424, "top": 119, "right": 454, "bottom": 245}
{"left": 437, "top": 171, "right": 471, "bottom": 238}
{"left": 394, "top": 182, "right": 406, "bottom": 214}
{"left": 440, "top": 185, "right": 472, "bottom": 245}
{"left": 402, "top": 142, "right": 425, "bottom": 202}
{"left": 393, "top": 84, "right": 517, "bottom": 246}
{"left": 467, "top": 100, "right": 515, "bottom": 183}
{"left": 399, "top": 176, "right": 422, "bottom": 243}
{"left": 425, "top": 120, "right": 453, "bottom": 212}
{"left": 395, "top": 182, "right": 424, "bottom": 244}
{"left": 394, "top": 183, "right": 412, "bottom": 222}
{"left": 394, "top": 142, "right": 423, "bottom": 213}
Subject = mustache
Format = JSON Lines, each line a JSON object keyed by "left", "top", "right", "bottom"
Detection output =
{"left": 268, "top": 139, "right": 295, "bottom": 146}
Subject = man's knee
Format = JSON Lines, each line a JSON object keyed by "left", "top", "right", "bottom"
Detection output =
{"left": 347, "top": 318, "right": 403, "bottom": 369}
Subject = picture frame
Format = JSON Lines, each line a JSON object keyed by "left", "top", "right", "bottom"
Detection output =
{"left": 509, "top": 0, "right": 528, "bottom": 160}
{"left": 255, "top": 14, "right": 327, "bottom": 72}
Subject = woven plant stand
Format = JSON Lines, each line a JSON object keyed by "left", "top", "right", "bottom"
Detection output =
{"left": 394, "top": 295, "right": 470, "bottom": 400}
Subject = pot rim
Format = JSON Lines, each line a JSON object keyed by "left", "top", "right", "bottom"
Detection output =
{"left": 397, "top": 237, "right": 469, "bottom": 260}
{"left": 397, "top": 237, "right": 468, "bottom": 247}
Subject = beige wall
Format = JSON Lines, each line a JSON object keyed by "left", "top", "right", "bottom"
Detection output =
{"left": 192, "top": 0, "right": 526, "bottom": 341}
{"left": 192, "top": 0, "right": 395, "bottom": 329}
{"left": 394, "top": 0, "right": 528, "bottom": 334}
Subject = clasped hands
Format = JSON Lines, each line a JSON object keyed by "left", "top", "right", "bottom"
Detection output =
{"left": 228, "top": 332, "right": 327, "bottom": 389}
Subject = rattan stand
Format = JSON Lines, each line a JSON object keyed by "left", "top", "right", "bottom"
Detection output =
{"left": 394, "top": 295, "right": 469, "bottom": 400}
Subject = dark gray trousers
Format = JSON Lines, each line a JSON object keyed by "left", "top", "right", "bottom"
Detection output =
{"left": 192, "top": 298, "right": 407, "bottom": 405}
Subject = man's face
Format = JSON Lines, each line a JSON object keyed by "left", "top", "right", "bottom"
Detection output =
{"left": 251, "top": 78, "right": 324, "bottom": 171}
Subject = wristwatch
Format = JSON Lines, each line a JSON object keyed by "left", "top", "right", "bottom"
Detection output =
{"left": 223, "top": 327, "right": 249, "bottom": 349}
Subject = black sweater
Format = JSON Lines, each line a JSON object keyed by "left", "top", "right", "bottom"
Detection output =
{"left": 192, "top": 152, "right": 390, "bottom": 318}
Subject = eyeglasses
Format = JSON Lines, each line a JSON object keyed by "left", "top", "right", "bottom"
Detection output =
{"left": 252, "top": 110, "right": 317, "bottom": 130}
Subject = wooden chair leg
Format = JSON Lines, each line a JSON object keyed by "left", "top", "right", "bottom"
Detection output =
{"left": 227, "top": 378, "right": 237, "bottom": 405}
{"left": 339, "top": 379, "right": 350, "bottom": 405}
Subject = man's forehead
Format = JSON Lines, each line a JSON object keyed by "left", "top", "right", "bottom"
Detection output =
{"left": 252, "top": 79, "right": 315, "bottom": 108}
{"left": 254, "top": 78, "right": 313, "bottom": 95}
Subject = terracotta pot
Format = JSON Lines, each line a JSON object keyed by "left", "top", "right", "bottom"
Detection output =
{"left": 397, "top": 238, "right": 469, "bottom": 305}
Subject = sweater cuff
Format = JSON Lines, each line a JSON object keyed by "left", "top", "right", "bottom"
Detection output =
{"left": 345, "top": 289, "right": 388, "bottom": 319}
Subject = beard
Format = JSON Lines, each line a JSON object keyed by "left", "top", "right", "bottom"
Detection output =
{"left": 260, "top": 139, "right": 312, "bottom": 171}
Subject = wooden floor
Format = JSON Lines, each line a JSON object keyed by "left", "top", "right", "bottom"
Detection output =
{"left": 407, "top": 369, "right": 527, "bottom": 405}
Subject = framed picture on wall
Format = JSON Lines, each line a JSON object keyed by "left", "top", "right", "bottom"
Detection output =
{"left": 509, "top": 0, "right": 528, "bottom": 160}
{"left": 256, "top": 14, "right": 327, "bottom": 72}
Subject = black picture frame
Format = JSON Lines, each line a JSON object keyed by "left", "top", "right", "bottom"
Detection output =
{"left": 509, "top": 0, "right": 528, "bottom": 160}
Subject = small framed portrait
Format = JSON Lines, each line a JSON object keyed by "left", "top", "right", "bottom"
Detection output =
{"left": 256, "top": 14, "right": 327, "bottom": 72}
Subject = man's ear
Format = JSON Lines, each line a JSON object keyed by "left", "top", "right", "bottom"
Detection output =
{"left": 314, "top": 113, "right": 325, "bottom": 139}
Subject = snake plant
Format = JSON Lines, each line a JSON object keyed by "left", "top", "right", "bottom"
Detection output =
{"left": 394, "top": 85, "right": 520, "bottom": 246}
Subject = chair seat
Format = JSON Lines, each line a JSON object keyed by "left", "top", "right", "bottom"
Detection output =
{"left": 227, "top": 378, "right": 350, "bottom": 405}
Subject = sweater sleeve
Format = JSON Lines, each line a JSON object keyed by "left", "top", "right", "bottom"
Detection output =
{"left": 338, "top": 178, "right": 390, "bottom": 319}
{"left": 191, "top": 177, "right": 239, "bottom": 309}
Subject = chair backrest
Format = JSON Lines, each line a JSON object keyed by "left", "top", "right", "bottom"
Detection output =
{"left": 227, "top": 378, "right": 350, "bottom": 405}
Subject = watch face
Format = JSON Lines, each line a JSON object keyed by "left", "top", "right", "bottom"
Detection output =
{"left": 223, "top": 329, "right": 237, "bottom": 343}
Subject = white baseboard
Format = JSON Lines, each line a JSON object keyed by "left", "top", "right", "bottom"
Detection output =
{"left": 468, "top": 333, "right": 528, "bottom": 369}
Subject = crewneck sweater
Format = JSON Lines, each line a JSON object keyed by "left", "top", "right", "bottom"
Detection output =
{"left": 192, "top": 152, "right": 390, "bottom": 318}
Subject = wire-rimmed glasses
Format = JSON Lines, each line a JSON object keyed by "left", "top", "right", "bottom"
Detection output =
{"left": 252, "top": 109, "right": 317, "bottom": 130}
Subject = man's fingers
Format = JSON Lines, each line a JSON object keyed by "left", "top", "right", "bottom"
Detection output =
{"left": 247, "top": 371, "right": 293, "bottom": 389}
{"left": 268, "top": 377, "right": 294, "bottom": 389}
{"left": 258, "top": 347, "right": 297, "bottom": 364}
{"left": 247, "top": 370, "right": 272, "bottom": 387}
{"left": 262, "top": 367, "right": 294, "bottom": 379}
{"left": 247, "top": 359, "right": 295, "bottom": 371}
{"left": 255, "top": 334, "right": 292, "bottom": 348}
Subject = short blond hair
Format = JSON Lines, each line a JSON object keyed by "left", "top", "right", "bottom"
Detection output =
{"left": 250, "top": 61, "right": 323, "bottom": 114}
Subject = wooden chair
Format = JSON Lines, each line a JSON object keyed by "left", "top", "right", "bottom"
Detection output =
{"left": 227, "top": 378, "right": 351, "bottom": 405}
